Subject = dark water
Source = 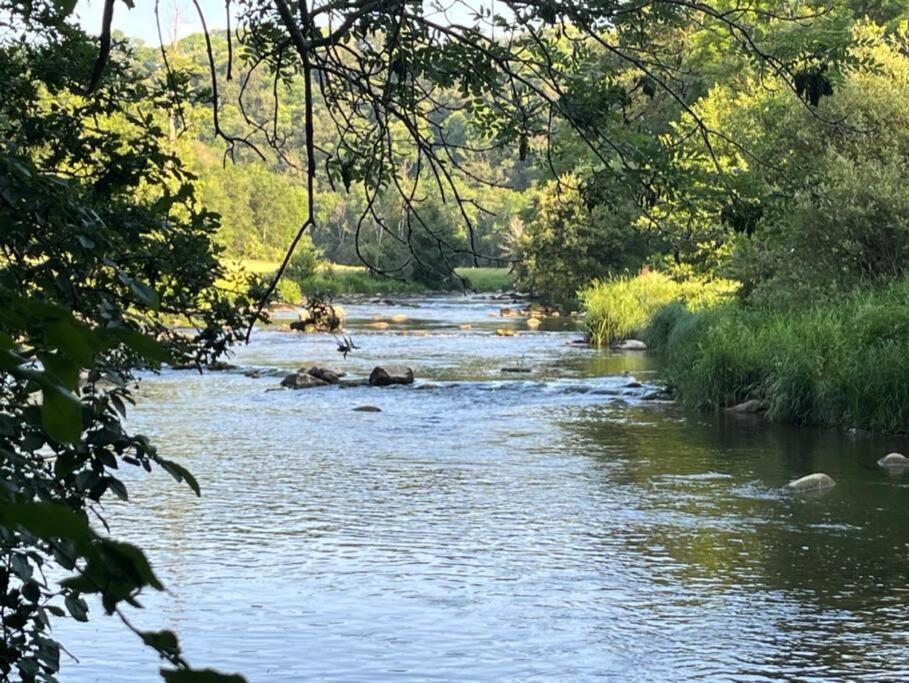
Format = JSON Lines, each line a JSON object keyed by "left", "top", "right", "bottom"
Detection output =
{"left": 58, "top": 296, "right": 909, "bottom": 681}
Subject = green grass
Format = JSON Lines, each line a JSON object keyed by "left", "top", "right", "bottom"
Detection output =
{"left": 580, "top": 271, "right": 738, "bottom": 346}
{"left": 643, "top": 280, "right": 909, "bottom": 433}
{"left": 455, "top": 267, "right": 514, "bottom": 292}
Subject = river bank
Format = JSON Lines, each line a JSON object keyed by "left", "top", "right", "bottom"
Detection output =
{"left": 582, "top": 274, "right": 909, "bottom": 435}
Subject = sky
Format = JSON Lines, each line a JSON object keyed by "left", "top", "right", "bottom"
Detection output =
{"left": 75, "top": 0, "right": 231, "bottom": 45}
{"left": 74, "top": 0, "right": 493, "bottom": 46}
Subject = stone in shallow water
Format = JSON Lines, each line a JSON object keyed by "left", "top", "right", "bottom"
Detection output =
{"left": 726, "top": 399, "right": 764, "bottom": 413}
{"left": 786, "top": 473, "right": 836, "bottom": 491}
{"left": 878, "top": 452, "right": 909, "bottom": 468}
{"left": 353, "top": 405, "right": 382, "bottom": 412}
{"left": 612, "top": 339, "right": 647, "bottom": 350}
{"left": 501, "top": 367, "right": 532, "bottom": 373}
{"left": 280, "top": 372, "right": 329, "bottom": 389}
{"left": 368, "top": 366, "right": 414, "bottom": 386}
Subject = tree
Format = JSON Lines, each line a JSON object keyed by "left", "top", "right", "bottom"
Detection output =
{"left": 0, "top": 1, "right": 258, "bottom": 680}
{"left": 127, "top": 0, "right": 854, "bottom": 312}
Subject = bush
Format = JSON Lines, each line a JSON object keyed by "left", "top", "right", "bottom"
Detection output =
{"left": 580, "top": 271, "right": 738, "bottom": 346}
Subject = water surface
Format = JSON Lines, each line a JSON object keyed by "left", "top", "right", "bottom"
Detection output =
{"left": 59, "top": 295, "right": 909, "bottom": 681}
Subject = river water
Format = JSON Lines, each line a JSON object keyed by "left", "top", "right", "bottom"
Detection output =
{"left": 58, "top": 295, "right": 909, "bottom": 681}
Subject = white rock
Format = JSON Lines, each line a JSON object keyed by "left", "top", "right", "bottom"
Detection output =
{"left": 877, "top": 452, "right": 909, "bottom": 468}
{"left": 785, "top": 473, "right": 836, "bottom": 491}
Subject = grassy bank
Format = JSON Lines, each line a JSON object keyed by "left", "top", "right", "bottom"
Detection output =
{"left": 580, "top": 271, "right": 738, "bottom": 346}
{"left": 226, "top": 259, "right": 513, "bottom": 299}
{"left": 582, "top": 272, "right": 909, "bottom": 433}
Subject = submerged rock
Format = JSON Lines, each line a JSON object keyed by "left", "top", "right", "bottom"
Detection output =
{"left": 612, "top": 339, "right": 647, "bottom": 351}
{"left": 390, "top": 314, "right": 408, "bottom": 323}
{"left": 495, "top": 328, "right": 515, "bottom": 337}
{"left": 458, "top": 323, "right": 472, "bottom": 330}
{"left": 642, "top": 389, "right": 673, "bottom": 401}
{"left": 726, "top": 399, "right": 764, "bottom": 414}
{"left": 878, "top": 452, "right": 909, "bottom": 468}
{"left": 525, "top": 318, "right": 541, "bottom": 329}
{"left": 786, "top": 473, "right": 836, "bottom": 492}
{"left": 338, "top": 378, "right": 370, "bottom": 388}
{"left": 501, "top": 367, "right": 532, "bottom": 374}
{"left": 353, "top": 405, "right": 382, "bottom": 412}
{"left": 369, "top": 366, "right": 414, "bottom": 386}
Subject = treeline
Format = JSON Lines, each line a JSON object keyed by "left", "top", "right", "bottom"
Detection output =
{"left": 127, "top": 33, "right": 534, "bottom": 286}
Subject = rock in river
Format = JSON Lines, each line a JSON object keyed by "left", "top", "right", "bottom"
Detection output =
{"left": 786, "top": 473, "right": 836, "bottom": 492}
{"left": 612, "top": 339, "right": 647, "bottom": 350}
{"left": 280, "top": 372, "right": 329, "bottom": 389}
{"left": 878, "top": 452, "right": 909, "bottom": 468}
{"left": 368, "top": 366, "right": 415, "bottom": 386}
{"left": 726, "top": 399, "right": 764, "bottom": 414}
{"left": 353, "top": 405, "right": 382, "bottom": 412}
{"left": 306, "top": 366, "right": 345, "bottom": 384}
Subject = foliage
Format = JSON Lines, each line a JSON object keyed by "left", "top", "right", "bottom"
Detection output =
{"left": 514, "top": 176, "right": 650, "bottom": 308}
{"left": 0, "top": 2, "right": 256, "bottom": 680}
{"left": 661, "top": 21, "right": 909, "bottom": 304}
{"left": 646, "top": 279, "right": 909, "bottom": 433}
{"left": 581, "top": 271, "right": 738, "bottom": 346}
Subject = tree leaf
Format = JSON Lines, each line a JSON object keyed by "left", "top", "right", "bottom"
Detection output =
{"left": 159, "top": 459, "right": 201, "bottom": 496}
{"left": 41, "top": 383, "right": 83, "bottom": 443}
{"left": 64, "top": 595, "right": 89, "bottom": 622}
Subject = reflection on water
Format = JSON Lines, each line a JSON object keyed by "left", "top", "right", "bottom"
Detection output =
{"left": 58, "top": 295, "right": 909, "bottom": 681}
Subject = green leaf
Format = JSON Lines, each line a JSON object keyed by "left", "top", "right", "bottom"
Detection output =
{"left": 0, "top": 502, "right": 92, "bottom": 544}
{"left": 41, "top": 383, "right": 83, "bottom": 443}
{"left": 38, "top": 352, "right": 80, "bottom": 391}
{"left": 111, "top": 328, "right": 172, "bottom": 364}
{"left": 159, "top": 459, "right": 201, "bottom": 496}
{"left": 45, "top": 320, "right": 99, "bottom": 366}
{"left": 140, "top": 630, "right": 180, "bottom": 656}
{"left": 107, "top": 476, "right": 129, "bottom": 501}
{"left": 160, "top": 669, "right": 247, "bottom": 683}
{"left": 64, "top": 595, "right": 89, "bottom": 622}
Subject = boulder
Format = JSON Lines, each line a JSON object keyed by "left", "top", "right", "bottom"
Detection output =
{"left": 458, "top": 323, "right": 472, "bottom": 330}
{"left": 369, "top": 321, "right": 390, "bottom": 330}
{"left": 306, "top": 366, "right": 345, "bottom": 384}
{"left": 612, "top": 339, "right": 647, "bottom": 351}
{"left": 500, "top": 307, "right": 518, "bottom": 317}
{"left": 625, "top": 381, "right": 643, "bottom": 389}
{"left": 726, "top": 399, "right": 764, "bottom": 414}
{"left": 878, "top": 452, "right": 909, "bottom": 468}
{"left": 525, "top": 318, "right": 541, "bottom": 329}
{"left": 785, "top": 473, "right": 836, "bottom": 492}
{"left": 390, "top": 314, "right": 408, "bottom": 323}
{"left": 353, "top": 405, "right": 382, "bottom": 412}
{"left": 501, "top": 367, "right": 532, "bottom": 373}
{"left": 280, "top": 372, "right": 329, "bottom": 389}
{"left": 368, "top": 366, "right": 415, "bottom": 386}
{"left": 495, "top": 328, "right": 515, "bottom": 337}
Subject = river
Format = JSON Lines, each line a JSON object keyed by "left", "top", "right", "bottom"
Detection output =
{"left": 57, "top": 295, "right": 909, "bottom": 681}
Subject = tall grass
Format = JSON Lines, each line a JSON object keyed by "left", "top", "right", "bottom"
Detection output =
{"left": 580, "top": 271, "right": 738, "bottom": 346}
{"left": 647, "top": 280, "right": 909, "bottom": 433}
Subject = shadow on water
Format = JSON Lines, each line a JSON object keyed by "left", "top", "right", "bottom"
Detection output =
{"left": 57, "top": 295, "right": 909, "bottom": 681}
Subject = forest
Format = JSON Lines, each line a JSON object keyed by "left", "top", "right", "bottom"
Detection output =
{"left": 2, "top": 0, "right": 909, "bottom": 680}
